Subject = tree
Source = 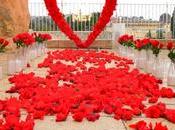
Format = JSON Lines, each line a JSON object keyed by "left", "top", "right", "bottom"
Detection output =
{"left": 29, "top": 12, "right": 101, "bottom": 32}
{"left": 159, "top": 13, "right": 171, "bottom": 24}
{"left": 90, "top": 12, "right": 100, "bottom": 30}
{"left": 29, "top": 16, "right": 59, "bottom": 31}
{"left": 65, "top": 14, "right": 74, "bottom": 29}
{"left": 156, "top": 29, "right": 165, "bottom": 39}
{"left": 146, "top": 30, "right": 152, "bottom": 38}
{"left": 171, "top": 8, "right": 175, "bottom": 38}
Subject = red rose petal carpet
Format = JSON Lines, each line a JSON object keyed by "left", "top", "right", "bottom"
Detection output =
{"left": 0, "top": 49, "right": 175, "bottom": 130}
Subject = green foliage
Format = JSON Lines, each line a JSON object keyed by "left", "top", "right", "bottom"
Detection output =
{"left": 121, "top": 41, "right": 135, "bottom": 48}
{"left": 30, "top": 12, "right": 101, "bottom": 31}
{"left": 156, "top": 29, "right": 165, "bottom": 39}
{"left": 90, "top": 12, "right": 101, "bottom": 30}
{"left": 152, "top": 47, "right": 161, "bottom": 57}
{"left": 168, "top": 49, "right": 175, "bottom": 62}
{"left": 30, "top": 16, "right": 59, "bottom": 31}
{"left": 146, "top": 30, "right": 152, "bottom": 38}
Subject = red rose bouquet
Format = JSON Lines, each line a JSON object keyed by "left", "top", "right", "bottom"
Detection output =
{"left": 134, "top": 38, "right": 151, "bottom": 51}
{"left": 167, "top": 41, "right": 175, "bottom": 62}
{"left": 0, "top": 38, "right": 9, "bottom": 52}
{"left": 32, "top": 33, "right": 52, "bottom": 43}
{"left": 13, "top": 33, "right": 35, "bottom": 48}
{"left": 150, "top": 39, "right": 164, "bottom": 57}
{"left": 166, "top": 41, "right": 175, "bottom": 86}
{"left": 118, "top": 34, "right": 135, "bottom": 47}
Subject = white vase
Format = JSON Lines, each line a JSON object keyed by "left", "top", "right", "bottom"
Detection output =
{"left": 29, "top": 44, "right": 38, "bottom": 60}
{"left": 135, "top": 50, "right": 147, "bottom": 69}
{"left": 0, "top": 66, "right": 2, "bottom": 80}
{"left": 8, "top": 60, "right": 16, "bottom": 75}
{"left": 116, "top": 44, "right": 121, "bottom": 55}
{"left": 127, "top": 47, "right": 134, "bottom": 60}
{"left": 121, "top": 46, "right": 127, "bottom": 57}
{"left": 37, "top": 43, "right": 42, "bottom": 57}
{"left": 154, "top": 57, "right": 165, "bottom": 79}
{"left": 23, "top": 46, "right": 30, "bottom": 67}
{"left": 43, "top": 42, "right": 48, "bottom": 54}
{"left": 145, "top": 50, "right": 154, "bottom": 73}
{"left": 167, "top": 61, "right": 175, "bottom": 86}
{"left": 15, "top": 59, "right": 23, "bottom": 72}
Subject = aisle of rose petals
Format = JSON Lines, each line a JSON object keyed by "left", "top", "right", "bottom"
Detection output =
{"left": 0, "top": 49, "right": 175, "bottom": 130}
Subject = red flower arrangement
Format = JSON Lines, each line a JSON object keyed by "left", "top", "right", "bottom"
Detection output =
{"left": 0, "top": 38, "right": 9, "bottom": 52}
{"left": 150, "top": 39, "right": 164, "bottom": 57}
{"left": 13, "top": 33, "right": 35, "bottom": 48}
{"left": 118, "top": 34, "right": 164, "bottom": 57}
{"left": 44, "top": 0, "right": 117, "bottom": 48}
{"left": 167, "top": 41, "right": 175, "bottom": 62}
{"left": 167, "top": 41, "right": 174, "bottom": 50}
{"left": 118, "top": 34, "right": 134, "bottom": 47}
{"left": 32, "top": 33, "right": 52, "bottom": 43}
{"left": 134, "top": 38, "right": 151, "bottom": 50}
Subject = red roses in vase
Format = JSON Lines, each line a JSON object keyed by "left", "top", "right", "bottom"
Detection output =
{"left": 13, "top": 33, "right": 35, "bottom": 48}
{"left": 118, "top": 34, "right": 164, "bottom": 56}
{"left": 0, "top": 38, "right": 9, "bottom": 52}
{"left": 32, "top": 33, "right": 52, "bottom": 43}
{"left": 167, "top": 41, "right": 175, "bottom": 62}
{"left": 118, "top": 34, "right": 134, "bottom": 47}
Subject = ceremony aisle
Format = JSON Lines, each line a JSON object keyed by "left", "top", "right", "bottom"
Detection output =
{"left": 0, "top": 49, "right": 175, "bottom": 130}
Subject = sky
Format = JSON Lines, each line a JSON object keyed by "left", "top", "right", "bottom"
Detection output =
{"left": 29, "top": 0, "right": 175, "bottom": 20}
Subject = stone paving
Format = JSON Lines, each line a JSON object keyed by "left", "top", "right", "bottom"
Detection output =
{"left": 0, "top": 49, "right": 175, "bottom": 130}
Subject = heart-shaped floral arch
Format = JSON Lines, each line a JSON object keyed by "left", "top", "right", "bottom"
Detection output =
{"left": 44, "top": 0, "right": 117, "bottom": 48}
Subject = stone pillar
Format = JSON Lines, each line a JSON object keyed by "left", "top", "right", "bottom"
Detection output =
{"left": 0, "top": 0, "right": 30, "bottom": 38}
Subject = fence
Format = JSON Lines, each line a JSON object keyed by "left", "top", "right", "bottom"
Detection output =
{"left": 29, "top": 1, "right": 175, "bottom": 39}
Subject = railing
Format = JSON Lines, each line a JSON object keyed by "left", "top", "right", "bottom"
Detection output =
{"left": 29, "top": 1, "right": 111, "bottom": 40}
{"left": 115, "top": 3, "right": 175, "bottom": 39}
{"left": 29, "top": 2, "right": 175, "bottom": 39}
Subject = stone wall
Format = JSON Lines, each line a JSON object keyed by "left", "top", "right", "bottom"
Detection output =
{"left": 0, "top": 0, "right": 30, "bottom": 38}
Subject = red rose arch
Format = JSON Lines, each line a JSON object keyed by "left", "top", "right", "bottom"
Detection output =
{"left": 44, "top": 0, "right": 117, "bottom": 48}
